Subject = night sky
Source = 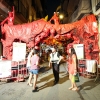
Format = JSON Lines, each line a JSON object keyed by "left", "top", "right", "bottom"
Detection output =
{"left": 43, "top": 0, "right": 61, "bottom": 19}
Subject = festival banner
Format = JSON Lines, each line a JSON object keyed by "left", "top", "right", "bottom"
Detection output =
{"left": 12, "top": 42, "right": 26, "bottom": 61}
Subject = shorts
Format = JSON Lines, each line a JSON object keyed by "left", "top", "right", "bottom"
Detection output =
{"left": 30, "top": 69, "right": 39, "bottom": 74}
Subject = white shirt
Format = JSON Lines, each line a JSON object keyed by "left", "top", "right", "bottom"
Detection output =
{"left": 50, "top": 52, "right": 59, "bottom": 61}
{"left": 26, "top": 49, "right": 33, "bottom": 67}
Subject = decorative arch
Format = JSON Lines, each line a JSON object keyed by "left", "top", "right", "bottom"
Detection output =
{"left": 0, "top": 14, "right": 99, "bottom": 61}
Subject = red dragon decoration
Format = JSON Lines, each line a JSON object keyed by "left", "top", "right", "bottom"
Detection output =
{"left": 0, "top": 12, "right": 99, "bottom": 61}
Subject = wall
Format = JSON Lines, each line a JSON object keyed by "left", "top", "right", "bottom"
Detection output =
{"left": 0, "top": 42, "right": 2, "bottom": 56}
{"left": 91, "top": 0, "right": 100, "bottom": 13}
{"left": 69, "top": 0, "right": 92, "bottom": 22}
{"left": 26, "top": 0, "right": 36, "bottom": 21}
{"left": 91, "top": 0, "right": 100, "bottom": 64}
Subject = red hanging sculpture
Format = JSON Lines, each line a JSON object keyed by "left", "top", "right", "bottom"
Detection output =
{"left": 1, "top": 6, "right": 14, "bottom": 26}
{"left": 0, "top": 11, "right": 99, "bottom": 61}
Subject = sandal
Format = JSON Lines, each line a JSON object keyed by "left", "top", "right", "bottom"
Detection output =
{"left": 72, "top": 87, "right": 79, "bottom": 91}
{"left": 27, "top": 83, "right": 32, "bottom": 87}
{"left": 68, "top": 87, "right": 73, "bottom": 90}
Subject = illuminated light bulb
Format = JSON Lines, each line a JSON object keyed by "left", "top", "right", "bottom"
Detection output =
{"left": 59, "top": 14, "right": 64, "bottom": 19}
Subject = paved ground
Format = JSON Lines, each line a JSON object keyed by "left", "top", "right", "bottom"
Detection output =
{"left": 0, "top": 62, "right": 100, "bottom": 100}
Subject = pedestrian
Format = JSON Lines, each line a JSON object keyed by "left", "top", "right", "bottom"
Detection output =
{"left": 30, "top": 49, "right": 40, "bottom": 92}
{"left": 26, "top": 49, "right": 34, "bottom": 86}
{"left": 49, "top": 47, "right": 62, "bottom": 85}
{"left": 68, "top": 47, "right": 79, "bottom": 91}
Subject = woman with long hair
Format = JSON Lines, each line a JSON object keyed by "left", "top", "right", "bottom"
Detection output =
{"left": 68, "top": 47, "right": 79, "bottom": 91}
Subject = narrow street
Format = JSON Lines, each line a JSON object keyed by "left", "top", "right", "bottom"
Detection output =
{"left": 0, "top": 62, "right": 100, "bottom": 100}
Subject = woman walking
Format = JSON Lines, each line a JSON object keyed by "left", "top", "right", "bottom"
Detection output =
{"left": 30, "top": 49, "right": 40, "bottom": 92}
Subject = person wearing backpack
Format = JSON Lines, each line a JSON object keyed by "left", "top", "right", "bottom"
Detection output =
{"left": 49, "top": 47, "right": 62, "bottom": 85}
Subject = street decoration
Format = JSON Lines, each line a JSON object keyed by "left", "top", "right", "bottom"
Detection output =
{"left": 0, "top": 12, "right": 99, "bottom": 61}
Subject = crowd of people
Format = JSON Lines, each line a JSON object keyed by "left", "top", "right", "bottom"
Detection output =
{"left": 26, "top": 46, "right": 79, "bottom": 92}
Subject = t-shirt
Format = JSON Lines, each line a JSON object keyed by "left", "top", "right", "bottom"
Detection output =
{"left": 30, "top": 55, "right": 39, "bottom": 70}
{"left": 26, "top": 49, "right": 33, "bottom": 67}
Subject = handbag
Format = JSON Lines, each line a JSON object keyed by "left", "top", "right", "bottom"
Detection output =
{"left": 72, "top": 73, "right": 80, "bottom": 83}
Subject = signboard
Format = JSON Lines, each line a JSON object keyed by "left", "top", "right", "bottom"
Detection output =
{"left": 73, "top": 44, "right": 84, "bottom": 59}
{"left": 12, "top": 42, "right": 26, "bottom": 61}
{"left": 0, "top": 60, "right": 11, "bottom": 78}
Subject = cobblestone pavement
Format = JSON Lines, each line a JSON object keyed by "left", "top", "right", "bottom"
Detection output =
{"left": 0, "top": 62, "right": 100, "bottom": 100}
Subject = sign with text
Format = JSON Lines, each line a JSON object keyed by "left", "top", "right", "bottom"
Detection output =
{"left": 73, "top": 44, "right": 84, "bottom": 59}
{"left": 0, "top": 60, "right": 11, "bottom": 78}
{"left": 12, "top": 42, "right": 26, "bottom": 61}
